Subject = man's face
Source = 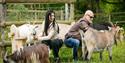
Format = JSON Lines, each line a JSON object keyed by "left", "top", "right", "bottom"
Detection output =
{"left": 86, "top": 14, "right": 94, "bottom": 23}
{"left": 49, "top": 13, "right": 55, "bottom": 22}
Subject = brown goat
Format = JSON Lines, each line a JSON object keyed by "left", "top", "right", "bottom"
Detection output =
{"left": 115, "top": 26, "right": 124, "bottom": 44}
{"left": 3, "top": 44, "right": 49, "bottom": 63}
{"left": 81, "top": 26, "right": 119, "bottom": 61}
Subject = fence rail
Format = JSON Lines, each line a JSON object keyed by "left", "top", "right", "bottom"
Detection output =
{"left": 7, "top": 10, "right": 65, "bottom": 21}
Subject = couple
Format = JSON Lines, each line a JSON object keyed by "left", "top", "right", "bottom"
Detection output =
{"left": 36, "top": 9, "right": 94, "bottom": 63}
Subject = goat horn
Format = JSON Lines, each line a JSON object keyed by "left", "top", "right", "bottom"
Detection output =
{"left": 109, "top": 21, "right": 114, "bottom": 26}
{"left": 115, "top": 22, "right": 118, "bottom": 26}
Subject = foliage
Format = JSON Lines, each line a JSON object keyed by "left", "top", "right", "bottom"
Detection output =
{"left": 100, "top": 2, "right": 114, "bottom": 14}
{"left": 7, "top": 4, "right": 29, "bottom": 21}
{"left": 75, "top": 0, "right": 125, "bottom": 27}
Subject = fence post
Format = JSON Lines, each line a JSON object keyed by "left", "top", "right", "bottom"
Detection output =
{"left": 108, "top": 14, "right": 111, "bottom": 22}
{"left": 0, "top": 0, "right": 6, "bottom": 41}
{"left": 0, "top": 0, "right": 7, "bottom": 59}
{"left": 65, "top": 3, "right": 69, "bottom": 20}
{"left": 60, "top": 8, "right": 64, "bottom": 20}
{"left": 69, "top": 3, "right": 74, "bottom": 21}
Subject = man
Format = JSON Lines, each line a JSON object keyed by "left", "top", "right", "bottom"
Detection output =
{"left": 64, "top": 10, "right": 94, "bottom": 62}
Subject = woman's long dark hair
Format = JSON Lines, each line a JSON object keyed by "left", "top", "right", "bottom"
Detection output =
{"left": 44, "top": 10, "right": 56, "bottom": 36}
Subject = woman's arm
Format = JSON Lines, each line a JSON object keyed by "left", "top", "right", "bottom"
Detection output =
{"left": 37, "top": 28, "right": 55, "bottom": 41}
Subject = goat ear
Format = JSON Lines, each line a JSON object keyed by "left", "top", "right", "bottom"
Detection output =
{"left": 120, "top": 27, "right": 124, "bottom": 30}
{"left": 109, "top": 21, "right": 114, "bottom": 27}
{"left": 10, "top": 24, "right": 18, "bottom": 35}
{"left": 10, "top": 24, "right": 17, "bottom": 31}
{"left": 34, "top": 25, "right": 39, "bottom": 29}
{"left": 9, "top": 24, "right": 19, "bottom": 38}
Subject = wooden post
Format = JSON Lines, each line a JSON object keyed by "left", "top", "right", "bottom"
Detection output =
{"left": 0, "top": 0, "right": 7, "bottom": 59}
{"left": 5, "top": 0, "right": 76, "bottom": 3}
{"left": 65, "top": 3, "right": 69, "bottom": 20}
{"left": 60, "top": 8, "right": 64, "bottom": 20}
{"left": 108, "top": 14, "right": 111, "bottom": 22}
{"left": 69, "top": 3, "right": 74, "bottom": 21}
{"left": 0, "top": 0, "right": 6, "bottom": 42}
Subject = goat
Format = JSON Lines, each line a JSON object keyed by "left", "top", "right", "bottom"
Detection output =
{"left": 3, "top": 44, "right": 49, "bottom": 63}
{"left": 90, "top": 22, "right": 113, "bottom": 30}
{"left": 115, "top": 27, "right": 125, "bottom": 44}
{"left": 8, "top": 24, "right": 39, "bottom": 53}
{"left": 81, "top": 26, "right": 119, "bottom": 61}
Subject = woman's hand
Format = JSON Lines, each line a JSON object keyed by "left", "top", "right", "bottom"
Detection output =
{"left": 34, "top": 35, "right": 38, "bottom": 40}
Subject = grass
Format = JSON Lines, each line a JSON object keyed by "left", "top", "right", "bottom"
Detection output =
{"left": 54, "top": 41, "right": 125, "bottom": 63}
{"left": 0, "top": 41, "right": 125, "bottom": 63}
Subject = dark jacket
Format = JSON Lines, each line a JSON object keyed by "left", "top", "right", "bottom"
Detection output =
{"left": 65, "top": 18, "right": 90, "bottom": 40}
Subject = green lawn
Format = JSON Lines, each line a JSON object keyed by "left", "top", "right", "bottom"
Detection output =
{"left": 0, "top": 41, "right": 125, "bottom": 63}
{"left": 57, "top": 41, "right": 125, "bottom": 63}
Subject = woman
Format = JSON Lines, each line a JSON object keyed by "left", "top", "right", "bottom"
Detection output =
{"left": 37, "top": 10, "right": 63, "bottom": 62}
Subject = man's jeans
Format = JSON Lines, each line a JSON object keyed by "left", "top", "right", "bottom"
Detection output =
{"left": 64, "top": 38, "right": 80, "bottom": 60}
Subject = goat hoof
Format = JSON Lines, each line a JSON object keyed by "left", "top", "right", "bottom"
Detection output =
{"left": 109, "top": 56, "right": 112, "bottom": 61}
{"left": 54, "top": 57, "right": 61, "bottom": 63}
{"left": 84, "top": 58, "right": 89, "bottom": 61}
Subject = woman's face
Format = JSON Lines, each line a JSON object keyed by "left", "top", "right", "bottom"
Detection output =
{"left": 49, "top": 13, "right": 55, "bottom": 22}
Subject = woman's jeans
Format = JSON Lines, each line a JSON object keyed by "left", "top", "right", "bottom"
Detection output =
{"left": 42, "top": 39, "right": 63, "bottom": 59}
{"left": 64, "top": 38, "right": 80, "bottom": 60}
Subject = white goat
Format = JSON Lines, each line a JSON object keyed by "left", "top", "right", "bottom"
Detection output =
{"left": 8, "top": 24, "right": 39, "bottom": 53}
